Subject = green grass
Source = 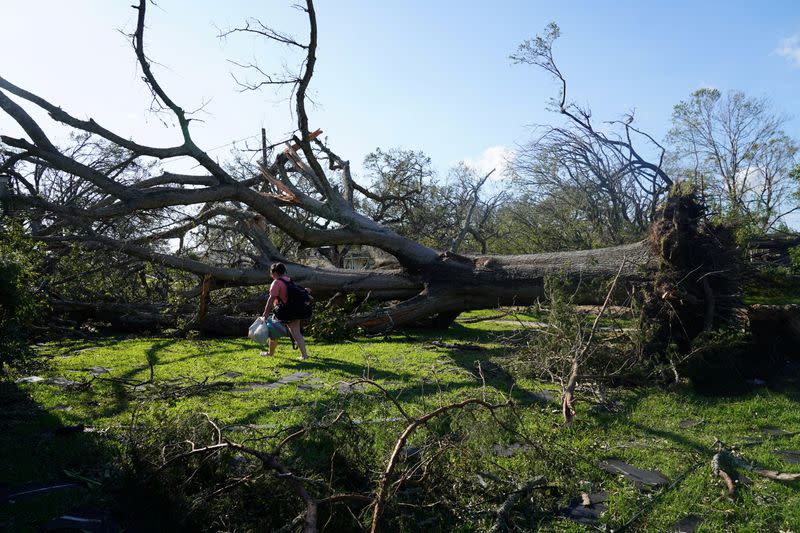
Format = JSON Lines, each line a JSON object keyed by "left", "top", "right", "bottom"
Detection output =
{"left": 2, "top": 316, "right": 799, "bottom": 532}
{"left": 743, "top": 269, "right": 800, "bottom": 305}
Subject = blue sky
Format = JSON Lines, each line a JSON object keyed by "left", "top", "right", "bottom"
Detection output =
{"left": 1, "top": 1, "right": 799, "bottom": 182}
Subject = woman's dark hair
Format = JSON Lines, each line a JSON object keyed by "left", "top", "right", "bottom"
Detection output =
{"left": 270, "top": 262, "right": 287, "bottom": 275}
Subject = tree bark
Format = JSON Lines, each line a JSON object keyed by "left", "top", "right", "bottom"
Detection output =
{"left": 349, "top": 241, "right": 654, "bottom": 331}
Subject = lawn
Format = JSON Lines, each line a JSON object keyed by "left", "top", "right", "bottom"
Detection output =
{"left": 2, "top": 315, "right": 799, "bottom": 532}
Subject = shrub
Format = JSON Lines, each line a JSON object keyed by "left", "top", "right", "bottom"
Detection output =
{"left": 306, "top": 293, "right": 362, "bottom": 342}
{"left": 0, "top": 218, "right": 45, "bottom": 370}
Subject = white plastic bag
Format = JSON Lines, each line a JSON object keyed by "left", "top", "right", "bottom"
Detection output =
{"left": 248, "top": 316, "right": 269, "bottom": 344}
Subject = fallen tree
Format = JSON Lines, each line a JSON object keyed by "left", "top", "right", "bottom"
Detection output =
{"left": 1, "top": 2, "right": 723, "bottom": 334}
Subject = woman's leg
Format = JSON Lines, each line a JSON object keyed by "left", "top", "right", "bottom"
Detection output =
{"left": 288, "top": 320, "right": 308, "bottom": 359}
{"left": 260, "top": 337, "right": 278, "bottom": 357}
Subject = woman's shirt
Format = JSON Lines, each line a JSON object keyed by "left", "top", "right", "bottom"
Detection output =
{"left": 269, "top": 275, "right": 291, "bottom": 306}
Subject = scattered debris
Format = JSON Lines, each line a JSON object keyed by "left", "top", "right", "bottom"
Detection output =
{"left": 712, "top": 452, "right": 737, "bottom": 497}
{"left": 714, "top": 446, "right": 800, "bottom": 489}
{"left": 598, "top": 459, "right": 670, "bottom": 489}
{"left": 476, "top": 471, "right": 505, "bottom": 488}
{"left": 493, "top": 476, "right": 548, "bottom": 531}
{"left": 563, "top": 491, "right": 607, "bottom": 526}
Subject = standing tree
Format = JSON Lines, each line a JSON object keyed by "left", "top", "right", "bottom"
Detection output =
{"left": 667, "top": 88, "right": 799, "bottom": 233}
{"left": 510, "top": 24, "right": 672, "bottom": 248}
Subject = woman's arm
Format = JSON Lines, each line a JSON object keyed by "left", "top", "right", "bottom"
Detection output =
{"left": 262, "top": 281, "right": 277, "bottom": 317}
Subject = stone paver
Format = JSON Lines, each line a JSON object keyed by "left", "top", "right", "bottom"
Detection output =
{"left": 84, "top": 367, "right": 111, "bottom": 375}
{"left": 668, "top": 514, "right": 703, "bottom": 533}
{"left": 599, "top": 459, "right": 669, "bottom": 489}
{"left": 772, "top": 450, "right": 800, "bottom": 464}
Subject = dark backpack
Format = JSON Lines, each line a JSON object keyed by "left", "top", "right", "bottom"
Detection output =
{"left": 274, "top": 278, "right": 313, "bottom": 321}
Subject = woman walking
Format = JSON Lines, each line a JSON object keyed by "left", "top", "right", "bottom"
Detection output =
{"left": 261, "top": 262, "right": 310, "bottom": 360}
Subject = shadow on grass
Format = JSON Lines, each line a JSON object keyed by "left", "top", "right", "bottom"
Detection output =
{"left": 1, "top": 373, "right": 213, "bottom": 532}
{"left": 0, "top": 379, "right": 112, "bottom": 531}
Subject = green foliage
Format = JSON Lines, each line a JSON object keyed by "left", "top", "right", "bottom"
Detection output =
{"left": 512, "top": 274, "right": 650, "bottom": 385}
{"left": 46, "top": 246, "right": 184, "bottom": 304}
{"left": 668, "top": 90, "right": 799, "bottom": 235}
{"left": 0, "top": 218, "right": 45, "bottom": 370}
{"left": 789, "top": 245, "right": 800, "bottom": 274}
{"left": 742, "top": 266, "right": 800, "bottom": 305}
{"left": 305, "top": 293, "right": 360, "bottom": 342}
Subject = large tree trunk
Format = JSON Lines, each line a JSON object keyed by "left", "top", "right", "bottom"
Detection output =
{"left": 47, "top": 240, "right": 655, "bottom": 335}
{"left": 348, "top": 241, "right": 654, "bottom": 331}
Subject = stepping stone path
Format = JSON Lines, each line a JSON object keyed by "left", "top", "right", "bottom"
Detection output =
{"left": 276, "top": 372, "right": 312, "bottom": 384}
{"left": 563, "top": 491, "right": 607, "bottom": 526}
{"left": 772, "top": 450, "right": 800, "bottom": 464}
{"left": 761, "top": 426, "right": 796, "bottom": 437}
{"left": 48, "top": 377, "right": 82, "bottom": 388}
{"left": 83, "top": 366, "right": 111, "bottom": 375}
{"left": 297, "top": 380, "right": 324, "bottom": 391}
{"left": 669, "top": 514, "right": 703, "bottom": 533}
{"left": 598, "top": 459, "right": 670, "bottom": 489}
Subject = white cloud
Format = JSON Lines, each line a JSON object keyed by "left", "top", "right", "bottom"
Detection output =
{"left": 775, "top": 34, "right": 800, "bottom": 67}
{"left": 462, "top": 145, "right": 514, "bottom": 178}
